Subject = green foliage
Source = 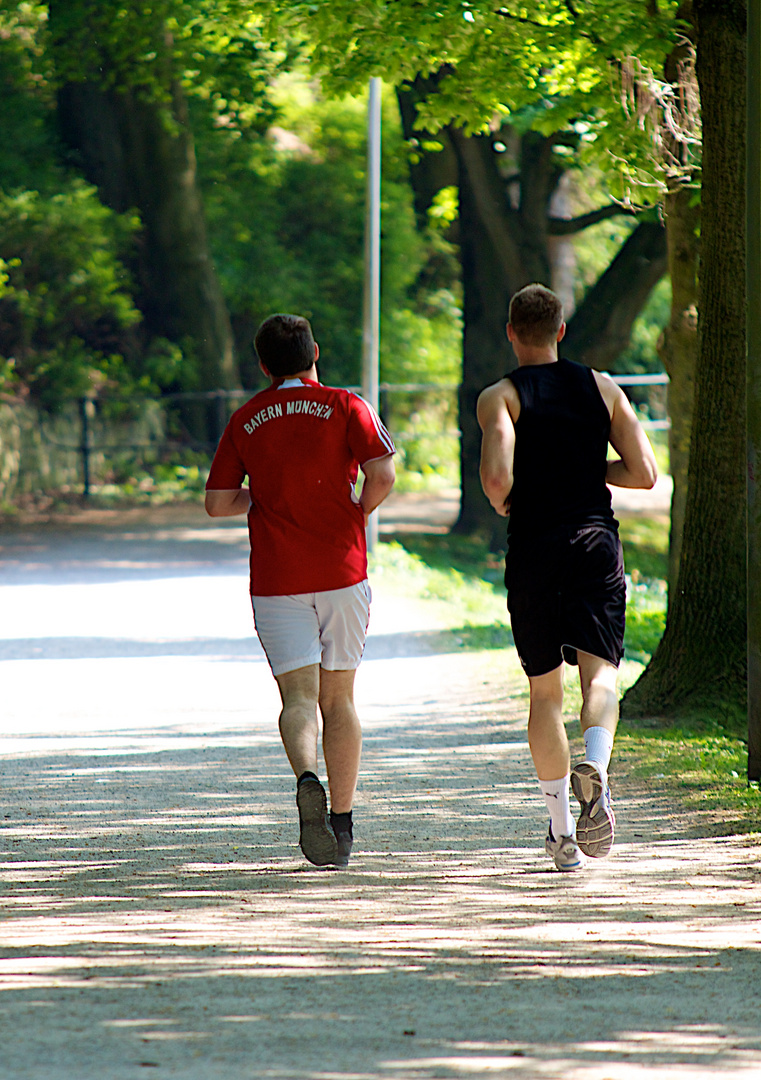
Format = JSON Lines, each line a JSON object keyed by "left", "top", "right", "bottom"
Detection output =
{"left": 624, "top": 597, "right": 666, "bottom": 661}
{"left": 620, "top": 514, "right": 668, "bottom": 661}
{"left": 255, "top": 0, "right": 680, "bottom": 184}
{"left": 387, "top": 385, "right": 459, "bottom": 487}
{"left": 0, "top": 4, "right": 64, "bottom": 194}
{"left": 619, "top": 514, "right": 669, "bottom": 579}
{"left": 196, "top": 73, "right": 462, "bottom": 390}
{"left": 1, "top": 4, "right": 463, "bottom": 413}
{"left": 0, "top": 183, "right": 142, "bottom": 406}
{"left": 47, "top": 1, "right": 278, "bottom": 98}
{"left": 370, "top": 539, "right": 509, "bottom": 626}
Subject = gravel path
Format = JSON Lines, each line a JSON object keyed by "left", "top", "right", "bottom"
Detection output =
{"left": 0, "top": 503, "right": 759, "bottom": 1080}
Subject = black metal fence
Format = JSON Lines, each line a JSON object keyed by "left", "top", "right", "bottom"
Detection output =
{"left": 1, "top": 375, "right": 668, "bottom": 502}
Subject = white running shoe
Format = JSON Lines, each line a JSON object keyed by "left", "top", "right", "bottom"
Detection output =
{"left": 545, "top": 825, "right": 586, "bottom": 872}
{"left": 571, "top": 761, "right": 616, "bottom": 858}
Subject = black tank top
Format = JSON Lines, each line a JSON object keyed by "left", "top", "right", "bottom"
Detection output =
{"left": 506, "top": 358, "right": 615, "bottom": 537}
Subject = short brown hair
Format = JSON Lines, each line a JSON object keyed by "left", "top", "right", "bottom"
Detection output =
{"left": 508, "top": 284, "right": 564, "bottom": 346}
{"left": 254, "top": 313, "right": 316, "bottom": 376}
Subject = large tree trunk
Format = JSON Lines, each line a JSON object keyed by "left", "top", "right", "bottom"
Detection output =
{"left": 448, "top": 128, "right": 546, "bottom": 541}
{"left": 622, "top": 0, "right": 747, "bottom": 720}
{"left": 659, "top": 186, "right": 700, "bottom": 592}
{"left": 50, "top": 5, "right": 238, "bottom": 399}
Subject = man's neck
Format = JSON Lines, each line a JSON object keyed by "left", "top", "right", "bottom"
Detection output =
{"left": 270, "top": 364, "right": 319, "bottom": 386}
{"left": 515, "top": 346, "right": 559, "bottom": 367}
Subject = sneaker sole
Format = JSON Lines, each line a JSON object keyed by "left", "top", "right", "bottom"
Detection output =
{"left": 296, "top": 781, "right": 338, "bottom": 867}
{"left": 571, "top": 763, "right": 615, "bottom": 858}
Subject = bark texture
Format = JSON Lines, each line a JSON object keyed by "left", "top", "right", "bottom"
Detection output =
{"left": 659, "top": 186, "right": 699, "bottom": 592}
{"left": 623, "top": 0, "right": 747, "bottom": 719}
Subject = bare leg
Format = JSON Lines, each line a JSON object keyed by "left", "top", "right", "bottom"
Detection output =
{"left": 319, "top": 668, "right": 362, "bottom": 813}
{"left": 274, "top": 665, "right": 321, "bottom": 778}
{"left": 527, "top": 664, "right": 569, "bottom": 781}
{"left": 275, "top": 664, "right": 339, "bottom": 867}
{"left": 527, "top": 664, "right": 583, "bottom": 868}
{"left": 577, "top": 651, "right": 619, "bottom": 736}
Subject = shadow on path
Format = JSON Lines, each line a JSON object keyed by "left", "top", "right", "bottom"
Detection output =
{"left": 0, "top": 508, "right": 759, "bottom": 1080}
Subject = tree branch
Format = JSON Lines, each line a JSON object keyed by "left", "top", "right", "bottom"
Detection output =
{"left": 548, "top": 203, "right": 637, "bottom": 234}
{"left": 563, "top": 220, "right": 667, "bottom": 369}
{"left": 493, "top": 9, "right": 551, "bottom": 29}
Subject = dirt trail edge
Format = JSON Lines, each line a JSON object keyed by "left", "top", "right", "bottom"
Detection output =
{"left": 0, "top": 506, "right": 759, "bottom": 1080}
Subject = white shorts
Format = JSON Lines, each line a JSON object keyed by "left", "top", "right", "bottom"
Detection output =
{"left": 251, "top": 580, "right": 372, "bottom": 677}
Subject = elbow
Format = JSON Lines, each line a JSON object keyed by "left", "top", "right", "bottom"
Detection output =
{"left": 204, "top": 494, "right": 222, "bottom": 517}
{"left": 385, "top": 460, "right": 397, "bottom": 491}
{"left": 480, "top": 467, "right": 512, "bottom": 507}
{"left": 641, "top": 461, "right": 658, "bottom": 490}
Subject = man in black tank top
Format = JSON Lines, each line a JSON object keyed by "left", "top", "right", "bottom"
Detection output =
{"left": 477, "top": 284, "right": 658, "bottom": 872}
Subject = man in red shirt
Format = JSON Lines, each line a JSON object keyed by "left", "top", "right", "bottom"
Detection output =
{"left": 205, "top": 313, "right": 395, "bottom": 868}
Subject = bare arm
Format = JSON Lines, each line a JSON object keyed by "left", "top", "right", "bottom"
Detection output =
{"left": 477, "top": 381, "right": 517, "bottom": 516}
{"left": 205, "top": 488, "right": 251, "bottom": 517}
{"left": 359, "top": 454, "right": 396, "bottom": 522}
{"left": 594, "top": 373, "right": 658, "bottom": 489}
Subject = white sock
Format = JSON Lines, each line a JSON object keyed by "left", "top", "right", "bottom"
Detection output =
{"left": 539, "top": 775, "right": 575, "bottom": 839}
{"left": 583, "top": 726, "right": 614, "bottom": 776}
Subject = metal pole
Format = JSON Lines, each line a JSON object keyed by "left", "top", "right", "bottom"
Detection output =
{"left": 362, "top": 77, "right": 382, "bottom": 552}
{"left": 79, "top": 396, "right": 94, "bottom": 501}
{"left": 747, "top": 0, "right": 761, "bottom": 782}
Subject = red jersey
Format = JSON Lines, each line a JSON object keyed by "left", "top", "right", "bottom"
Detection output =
{"left": 206, "top": 378, "right": 395, "bottom": 595}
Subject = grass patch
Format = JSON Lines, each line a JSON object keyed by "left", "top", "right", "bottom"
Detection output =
{"left": 385, "top": 532, "right": 506, "bottom": 587}
{"left": 369, "top": 539, "right": 508, "bottom": 628}
{"left": 615, "top": 727, "right": 761, "bottom": 834}
{"left": 619, "top": 514, "right": 669, "bottom": 580}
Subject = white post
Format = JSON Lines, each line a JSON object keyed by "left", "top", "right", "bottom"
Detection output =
{"left": 362, "top": 77, "right": 382, "bottom": 552}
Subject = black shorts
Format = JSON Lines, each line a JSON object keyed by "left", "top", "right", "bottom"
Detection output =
{"left": 505, "top": 524, "right": 626, "bottom": 678}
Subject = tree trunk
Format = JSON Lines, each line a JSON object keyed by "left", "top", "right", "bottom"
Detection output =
{"left": 658, "top": 186, "right": 700, "bottom": 593}
{"left": 448, "top": 129, "right": 543, "bottom": 542}
{"left": 50, "top": 3, "right": 238, "bottom": 400}
{"left": 748, "top": 0, "right": 761, "bottom": 779}
{"left": 622, "top": 0, "right": 747, "bottom": 720}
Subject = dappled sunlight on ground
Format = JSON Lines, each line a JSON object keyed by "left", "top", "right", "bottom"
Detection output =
{"left": 0, "top": 509, "right": 759, "bottom": 1079}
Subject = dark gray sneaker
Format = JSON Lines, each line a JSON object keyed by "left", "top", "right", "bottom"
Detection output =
{"left": 329, "top": 810, "right": 353, "bottom": 867}
{"left": 333, "top": 829, "right": 353, "bottom": 867}
{"left": 296, "top": 778, "right": 338, "bottom": 866}
{"left": 571, "top": 761, "right": 615, "bottom": 858}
